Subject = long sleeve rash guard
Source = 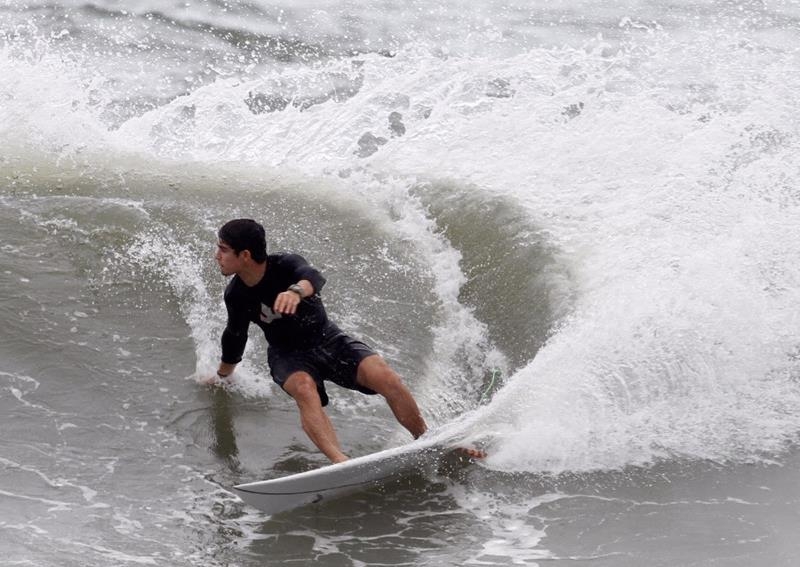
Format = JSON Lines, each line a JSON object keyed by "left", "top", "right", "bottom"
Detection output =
{"left": 220, "top": 253, "right": 336, "bottom": 362}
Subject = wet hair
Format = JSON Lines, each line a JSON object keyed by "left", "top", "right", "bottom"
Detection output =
{"left": 218, "top": 219, "right": 267, "bottom": 263}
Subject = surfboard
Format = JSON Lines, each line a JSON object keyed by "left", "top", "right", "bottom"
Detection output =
{"left": 232, "top": 436, "right": 447, "bottom": 515}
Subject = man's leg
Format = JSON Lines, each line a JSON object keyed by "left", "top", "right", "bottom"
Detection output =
{"left": 356, "top": 355, "right": 428, "bottom": 439}
{"left": 356, "top": 355, "right": 485, "bottom": 459}
{"left": 283, "top": 371, "right": 349, "bottom": 463}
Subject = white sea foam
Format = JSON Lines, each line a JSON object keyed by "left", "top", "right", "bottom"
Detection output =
{"left": 5, "top": 19, "right": 800, "bottom": 473}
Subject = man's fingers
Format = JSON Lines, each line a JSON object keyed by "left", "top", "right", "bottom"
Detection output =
{"left": 274, "top": 291, "right": 300, "bottom": 314}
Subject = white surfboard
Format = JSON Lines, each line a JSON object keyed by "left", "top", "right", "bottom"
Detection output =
{"left": 232, "top": 436, "right": 447, "bottom": 515}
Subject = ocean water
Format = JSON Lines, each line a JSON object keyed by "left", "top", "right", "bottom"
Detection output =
{"left": 2, "top": 1, "right": 800, "bottom": 565}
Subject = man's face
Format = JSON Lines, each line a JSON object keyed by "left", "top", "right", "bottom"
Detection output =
{"left": 215, "top": 240, "right": 244, "bottom": 276}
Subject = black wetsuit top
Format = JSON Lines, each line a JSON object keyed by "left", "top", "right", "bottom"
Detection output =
{"left": 220, "top": 253, "right": 337, "bottom": 362}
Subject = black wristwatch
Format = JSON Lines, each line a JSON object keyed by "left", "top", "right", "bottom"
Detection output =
{"left": 287, "top": 284, "right": 304, "bottom": 298}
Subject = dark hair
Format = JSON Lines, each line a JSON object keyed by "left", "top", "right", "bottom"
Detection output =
{"left": 218, "top": 219, "right": 267, "bottom": 263}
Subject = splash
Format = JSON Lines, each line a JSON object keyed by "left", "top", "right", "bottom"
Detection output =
{"left": 4, "top": 16, "right": 800, "bottom": 472}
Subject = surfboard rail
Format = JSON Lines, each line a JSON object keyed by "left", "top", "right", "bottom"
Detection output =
{"left": 232, "top": 438, "right": 445, "bottom": 515}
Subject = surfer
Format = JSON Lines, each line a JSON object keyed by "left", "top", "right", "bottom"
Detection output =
{"left": 211, "top": 218, "right": 428, "bottom": 464}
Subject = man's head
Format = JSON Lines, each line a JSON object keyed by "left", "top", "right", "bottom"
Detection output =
{"left": 216, "top": 219, "right": 267, "bottom": 275}
{"left": 218, "top": 219, "right": 267, "bottom": 261}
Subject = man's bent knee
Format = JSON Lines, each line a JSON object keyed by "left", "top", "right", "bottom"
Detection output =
{"left": 357, "top": 356, "right": 406, "bottom": 397}
{"left": 284, "top": 372, "right": 321, "bottom": 405}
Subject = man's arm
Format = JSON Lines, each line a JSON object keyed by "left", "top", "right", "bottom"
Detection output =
{"left": 273, "top": 254, "right": 326, "bottom": 315}
{"left": 273, "top": 278, "right": 314, "bottom": 315}
{"left": 217, "top": 289, "right": 249, "bottom": 379}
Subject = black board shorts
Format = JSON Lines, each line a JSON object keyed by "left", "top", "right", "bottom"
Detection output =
{"left": 267, "top": 332, "right": 379, "bottom": 407}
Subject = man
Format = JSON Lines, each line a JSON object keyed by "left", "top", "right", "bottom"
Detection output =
{"left": 212, "top": 218, "right": 428, "bottom": 464}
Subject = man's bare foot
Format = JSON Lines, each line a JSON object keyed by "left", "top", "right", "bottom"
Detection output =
{"left": 454, "top": 446, "right": 487, "bottom": 459}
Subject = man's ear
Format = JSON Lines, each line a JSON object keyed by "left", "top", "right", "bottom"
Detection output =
{"left": 239, "top": 249, "right": 253, "bottom": 263}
